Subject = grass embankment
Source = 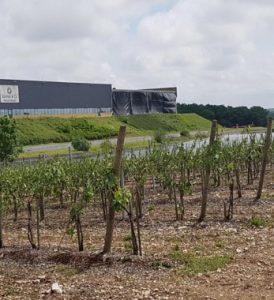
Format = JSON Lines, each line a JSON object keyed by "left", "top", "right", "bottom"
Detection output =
{"left": 16, "top": 113, "right": 212, "bottom": 146}
{"left": 16, "top": 116, "right": 130, "bottom": 145}
{"left": 117, "top": 113, "right": 211, "bottom": 132}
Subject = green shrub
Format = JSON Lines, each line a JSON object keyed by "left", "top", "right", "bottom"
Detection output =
{"left": 124, "top": 241, "right": 133, "bottom": 253}
{"left": 180, "top": 128, "right": 190, "bottom": 137}
{"left": 154, "top": 130, "right": 165, "bottom": 143}
{"left": 119, "top": 116, "right": 128, "bottom": 124}
{"left": 147, "top": 205, "right": 155, "bottom": 212}
{"left": 100, "top": 139, "right": 114, "bottom": 153}
{"left": 71, "top": 138, "right": 90, "bottom": 151}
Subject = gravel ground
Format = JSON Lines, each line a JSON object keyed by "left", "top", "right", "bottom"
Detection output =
{"left": 0, "top": 177, "right": 274, "bottom": 299}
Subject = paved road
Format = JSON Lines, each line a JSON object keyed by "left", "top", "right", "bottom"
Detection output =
{"left": 23, "top": 133, "right": 182, "bottom": 153}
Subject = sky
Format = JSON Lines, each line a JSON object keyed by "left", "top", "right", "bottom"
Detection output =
{"left": 0, "top": 0, "right": 273, "bottom": 108}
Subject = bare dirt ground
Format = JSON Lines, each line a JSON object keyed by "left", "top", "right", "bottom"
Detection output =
{"left": 0, "top": 176, "right": 274, "bottom": 299}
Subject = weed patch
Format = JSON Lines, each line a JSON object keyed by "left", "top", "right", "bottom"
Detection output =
{"left": 248, "top": 216, "right": 270, "bottom": 228}
{"left": 215, "top": 239, "right": 225, "bottom": 249}
{"left": 152, "top": 261, "right": 174, "bottom": 269}
{"left": 54, "top": 265, "right": 81, "bottom": 277}
{"left": 170, "top": 250, "right": 232, "bottom": 275}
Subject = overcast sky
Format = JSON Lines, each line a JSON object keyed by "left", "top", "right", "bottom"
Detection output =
{"left": 0, "top": 0, "right": 273, "bottom": 108}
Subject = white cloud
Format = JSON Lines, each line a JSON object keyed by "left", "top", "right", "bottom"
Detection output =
{"left": 0, "top": 0, "right": 274, "bottom": 107}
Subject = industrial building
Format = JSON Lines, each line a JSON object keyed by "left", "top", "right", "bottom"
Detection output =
{"left": 0, "top": 79, "right": 177, "bottom": 116}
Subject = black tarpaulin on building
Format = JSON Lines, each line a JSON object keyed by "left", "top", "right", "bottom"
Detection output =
{"left": 112, "top": 87, "right": 177, "bottom": 115}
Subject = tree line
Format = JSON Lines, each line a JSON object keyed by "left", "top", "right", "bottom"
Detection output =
{"left": 268, "top": 109, "right": 274, "bottom": 119}
{"left": 177, "top": 103, "right": 269, "bottom": 127}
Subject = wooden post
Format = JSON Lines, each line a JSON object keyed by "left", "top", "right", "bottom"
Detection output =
{"left": 0, "top": 196, "right": 3, "bottom": 248}
{"left": 120, "top": 165, "right": 126, "bottom": 220}
{"left": 255, "top": 117, "right": 272, "bottom": 201}
{"left": 103, "top": 126, "right": 126, "bottom": 254}
{"left": 68, "top": 146, "right": 72, "bottom": 162}
{"left": 36, "top": 198, "right": 40, "bottom": 250}
{"left": 198, "top": 120, "right": 217, "bottom": 222}
{"left": 135, "top": 195, "right": 142, "bottom": 256}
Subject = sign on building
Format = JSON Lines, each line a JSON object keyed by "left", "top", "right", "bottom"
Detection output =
{"left": 0, "top": 85, "right": 19, "bottom": 103}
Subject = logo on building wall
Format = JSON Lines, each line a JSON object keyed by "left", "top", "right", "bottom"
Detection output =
{"left": 0, "top": 85, "right": 19, "bottom": 103}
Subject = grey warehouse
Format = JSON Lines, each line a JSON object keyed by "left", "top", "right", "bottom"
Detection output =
{"left": 0, "top": 79, "right": 177, "bottom": 116}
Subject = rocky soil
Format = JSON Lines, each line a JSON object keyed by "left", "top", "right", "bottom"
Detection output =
{"left": 0, "top": 178, "right": 274, "bottom": 299}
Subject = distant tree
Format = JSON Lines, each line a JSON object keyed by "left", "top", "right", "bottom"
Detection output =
{"left": 268, "top": 109, "right": 274, "bottom": 118}
{"left": 0, "top": 116, "right": 22, "bottom": 163}
{"left": 249, "top": 106, "right": 268, "bottom": 127}
{"left": 177, "top": 103, "right": 268, "bottom": 127}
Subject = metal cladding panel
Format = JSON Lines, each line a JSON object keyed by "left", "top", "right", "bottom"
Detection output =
{"left": 0, "top": 79, "right": 112, "bottom": 109}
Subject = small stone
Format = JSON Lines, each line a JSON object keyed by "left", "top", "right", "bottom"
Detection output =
{"left": 178, "top": 226, "right": 187, "bottom": 230}
{"left": 32, "top": 279, "right": 40, "bottom": 284}
{"left": 143, "top": 290, "right": 150, "bottom": 298}
{"left": 15, "top": 280, "right": 28, "bottom": 284}
{"left": 38, "top": 275, "right": 46, "bottom": 281}
{"left": 51, "top": 282, "right": 63, "bottom": 294}
{"left": 244, "top": 283, "right": 252, "bottom": 289}
{"left": 226, "top": 228, "right": 237, "bottom": 233}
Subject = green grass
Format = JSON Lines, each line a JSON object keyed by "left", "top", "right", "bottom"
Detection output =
{"left": 221, "top": 127, "right": 266, "bottom": 134}
{"left": 171, "top": 250, "right": 232, "bottom": 275}
{"left": 19, "top": 140, "right": 150, "bottom": 158}
{"left": 248, "top": 216, "right": 271, "bottom": 228}
{"left": 118, "top": 113, "right": 211, "bottom": 132}
{"left": 19, "top": 148, "right": 81, "bottom": 159}
{"left": 54, "top": 265, "right": 81, "bottom": 277}
{"left": 15, "top": 113, "right": 212, "bottom": 146}
{"left": 19, "top": 135, "right": 192, "bottom": 159}
{"left": 16, "top": 116, "right": 126, "bottom": 145}
{"left": 261, "top": 191, "right": 274, "bottom": 199}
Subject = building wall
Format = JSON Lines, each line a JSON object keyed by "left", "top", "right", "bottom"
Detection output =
{"left": 0, "top": 79, "right": 177, "bottom": 116}
{"left": 0, "top": 79, "right": 112, "bottom": 115}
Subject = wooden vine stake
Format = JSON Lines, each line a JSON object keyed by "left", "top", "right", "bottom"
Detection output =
{"left": 255, "top": 117, "right": 272, "bottom": 201}
{"left": 0, "top": 196, "right": 3, "bottom": 248}
{"left": 198, "top": 120, "right": 218, "bottom": 222}
{"left": 103, "top": 126, "right": 126, "bottom": 254}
